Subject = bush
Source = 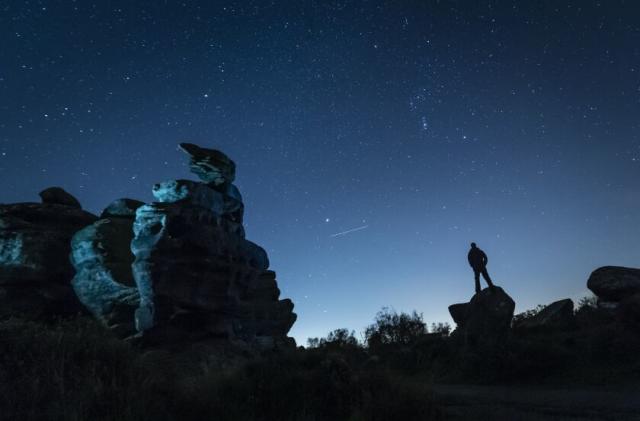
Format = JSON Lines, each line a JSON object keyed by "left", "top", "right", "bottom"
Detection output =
{"left": 364, "top": 308, "right": 427, "bottom": 349}
{"left": 512, "top": 304, "right": 546, "bottom": 327}
{"left": 576, "top": 295, "right": 597, "bottom": 311}
{"left": 307, "top": 328, "right": 359, "bottom": 349}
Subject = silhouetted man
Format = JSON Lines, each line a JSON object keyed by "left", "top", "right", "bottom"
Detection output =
{"left": 468, "top": 242, "right": 495, "bottom": 294}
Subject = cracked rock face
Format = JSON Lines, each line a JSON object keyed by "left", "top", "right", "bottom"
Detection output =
{"left": 0, "top": 189, "right": 97, "bottom": 319}
{"left": 70, "top": 198, "right": 143, "bottom": 337}
{"left": 131, "top": 177, "right": 295, "bottom": 347}
{"left": 66, "top": 146, "right": 296, "bottom": 348}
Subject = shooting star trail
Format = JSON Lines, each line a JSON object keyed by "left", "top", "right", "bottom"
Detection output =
{"left": 329, "top": 225, "right": 369, "bottom": 238}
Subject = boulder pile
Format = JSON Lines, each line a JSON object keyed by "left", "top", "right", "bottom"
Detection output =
{"left": 0, "top": 188, "right": 97, "bottom": 318}
{"left": 0, "top": 144, "right": 297, "bottom": 350}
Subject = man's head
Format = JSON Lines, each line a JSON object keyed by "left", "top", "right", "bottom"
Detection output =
{"left": 470, "top": 242, "right": 477, "bottom": 248}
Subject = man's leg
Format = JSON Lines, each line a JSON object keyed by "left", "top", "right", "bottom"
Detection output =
{"left": 481, "top": 268, "right": 495, "bottom": 288}
{"left": 474, "top": 270, "right": 481, "bottom": 294}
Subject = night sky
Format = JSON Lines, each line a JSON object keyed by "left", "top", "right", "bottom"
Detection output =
{"left": 2, "top": 1, "right": 639, "bottom": 344}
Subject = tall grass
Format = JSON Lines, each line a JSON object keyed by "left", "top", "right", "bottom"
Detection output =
{"left": 0, "top": 317, "right": 442, "bottom": 421}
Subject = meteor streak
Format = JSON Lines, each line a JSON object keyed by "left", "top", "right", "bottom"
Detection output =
{"left": 329, "top": 225, "right": 369, "bottom": 238}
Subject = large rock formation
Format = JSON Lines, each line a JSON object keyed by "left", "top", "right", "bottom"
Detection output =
{"left": 0, "top": 188, "right": 97, "bottom": 318}
{"left": 69, "top": 144, "right": 296, "bottom": 348}
{"left": 449, "top": 287, "right": 515, "bottom": 347}
{"left": 70, "top": 199, "right": 144, "bottom": 337}
{"left": 587, "top": 266, "right": 640, "bottom": 330}
{"left": 587, "top": 266, "right": 640, "bottom": 308}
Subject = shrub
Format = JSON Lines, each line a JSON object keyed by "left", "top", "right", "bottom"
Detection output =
{"left": 307, "top": 328, "right": 359, "bottom": 349}
{"left": 364, "top": 308, "right": 427, "bottom": 349}
{"left": 576, "top": 295, "right": 597, "bottom": 311}
{"left": 512, "top": 304, "right": 546, "bottom": 327}
{"left": 430, "top": 322, "right": 451, "bottom": 336}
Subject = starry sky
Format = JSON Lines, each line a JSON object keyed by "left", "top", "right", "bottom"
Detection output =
{"left": 1, "top": 1, "right": 639, "bottom": 344}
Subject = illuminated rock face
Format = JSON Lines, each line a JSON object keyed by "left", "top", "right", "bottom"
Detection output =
{"left": 130, "top": 146, "right": 296, "bottom": 348}
{"left": 0, "top": 188, "right": 97, "bottom": 319}
{"left": 1, "top": 149, "right": 296, "bottom": 348}
{"left": 69, "top": 146, "right": 296, "bottom": 348}
{"left": 70, "top": 199, "right": 143, "bottom": 337}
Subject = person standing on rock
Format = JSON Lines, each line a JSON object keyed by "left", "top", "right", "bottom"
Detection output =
{"left": 468, "top": 242, "right": 495, "bottom": 294}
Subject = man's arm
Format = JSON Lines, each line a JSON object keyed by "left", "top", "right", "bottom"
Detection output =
{"left": 481, "top": 251, "right": 488, "bottom": 266}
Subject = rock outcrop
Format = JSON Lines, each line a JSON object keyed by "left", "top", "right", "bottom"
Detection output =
{"left": 587, "top": 266, "right": 640, "bottom": 308}
{"left": 70, "top": 199, "right": 143, "bottom": 337}
{"left": 450, "top": 287, "right": 515, "bottom": 347}
{"left": 69, "top": 144, "right": 296, "bottom": 348}
{"left": 130, "top": 145, "right": 295, "bottom": 348}
{"left": 0, "top": 188, "right": 97, "bottom": 318}
{"left": 513, "top": 299, "right": 574, "bottom": 330}
{"left": 39, "top": 186, "right": 82, "bottom": 209}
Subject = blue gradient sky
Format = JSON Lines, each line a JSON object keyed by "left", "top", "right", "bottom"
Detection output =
{"left": 1, "top": 1, "right": 639, "bottom": 344}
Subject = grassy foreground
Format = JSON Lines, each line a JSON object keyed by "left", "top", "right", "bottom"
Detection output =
{"left": 1, "top": 298, "right": 639, "bottom": 420}
{"left": 0, "top": 317, "right": 441, "bottom": 421}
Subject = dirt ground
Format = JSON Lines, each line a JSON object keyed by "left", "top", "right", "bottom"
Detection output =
{"left": 432, "top": 383, "right": 640, "bottom": 420}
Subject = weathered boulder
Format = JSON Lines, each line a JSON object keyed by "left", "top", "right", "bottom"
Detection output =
{"left": 179, "top": 142, "right": 236, "bottom": 186}
{"left": 39, "top": 187, "right": 82, "bottom": 209}
{"left": 451, "top": 287, "right": 515, "bottom": 347}
{"left": 587, "top": 266, "right": 640, "bottom": 302}
{"left": 70, "top": 199, "right": 143, "bottom": 337}
{"left": 513, "top": 299, "right": 574, "bottom": 330}
{"left": 466, "top": 287, "right": 515, "bottom": 340}
{"left": 448, "top": 303, "right": 469, "bottom": 328}
{"left": 0, "top": 192, "right": 97, "bottom": 318}
{"left": 123, "top": 144, "right": 296, "bottom": 348}
{"left": 177, "top": 144, "right": 245, "bottom": 225}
